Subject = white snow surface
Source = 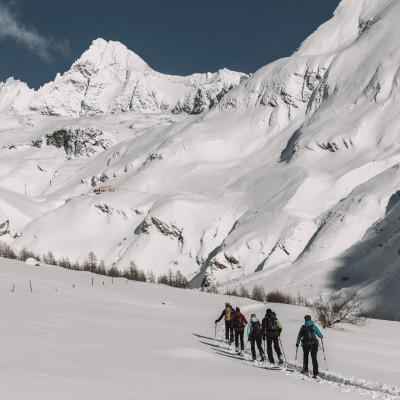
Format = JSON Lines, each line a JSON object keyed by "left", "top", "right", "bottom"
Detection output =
{"left": 1, "top": 0, "right": 400, "bottom": 318}
{"left": 1, "top": 258, "right": 400, "bottom": 400}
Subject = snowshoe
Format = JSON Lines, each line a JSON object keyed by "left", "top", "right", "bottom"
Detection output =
{"left": 312, "top": 374, "right": 323, "bottom": 380}
{"left": 300, "top": 370, "right": 310, "bottom": 376}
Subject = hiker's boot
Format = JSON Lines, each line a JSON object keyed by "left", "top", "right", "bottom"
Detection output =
{"left": 300, "top": 370, "right": 309, "bottom": 376}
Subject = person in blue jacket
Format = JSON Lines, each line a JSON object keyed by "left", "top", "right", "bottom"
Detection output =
{"left": 296, "top": 315, "right": 323, "bottom": 378}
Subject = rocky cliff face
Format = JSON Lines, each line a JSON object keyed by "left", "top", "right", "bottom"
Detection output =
{"left": 0, "top": 217, "right": 10, "bottom": 237}
{"left": 2, "top": 126, "right": 113, "bottom": 159}
{"left": 45, "top": 127, "right": 114, "bottom": 158}
{"left": 172, "top": 69, "right": 247, "bottom": 114}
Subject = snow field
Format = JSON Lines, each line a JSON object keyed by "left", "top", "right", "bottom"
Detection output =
{"left": 1, "top": 258, "right": 399, "bottom": 400}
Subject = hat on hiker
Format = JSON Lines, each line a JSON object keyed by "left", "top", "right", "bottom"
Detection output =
{"left": 304, "top": 315, "right": 312, "bottom": 321}
{"left": 251, "top": 314, "right": 256, "bottom": 318}
{"left": 266, "top": 308, "right": 271, "bottom": 313}
{"left": 236, "top": 307, "right": 240, "bottom": 312}
{"left": 225, "top": 302, "right": 231, "bottom": 306}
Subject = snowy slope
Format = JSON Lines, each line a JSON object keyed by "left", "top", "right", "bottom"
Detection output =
{"left": 1, "top": 258, "right": 399, "bottom": 400}
{"left": 1, "top": 0, "right": 400, "bottom": 318}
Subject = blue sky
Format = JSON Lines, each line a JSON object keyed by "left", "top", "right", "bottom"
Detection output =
{"left": 0, "top": 0, "right": 340, "bottom": 89}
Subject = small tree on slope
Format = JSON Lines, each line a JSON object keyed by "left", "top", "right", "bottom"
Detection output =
{"left": 312, "top": 288, "right": 367, "bottom": 328}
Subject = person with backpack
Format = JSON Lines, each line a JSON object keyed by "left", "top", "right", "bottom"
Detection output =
{"left": 262, "top": 308, "right": 283, "bottom": 364}
{"left": 296, "top": 315, "right": 324, "bottom": 378}
{"left": 247, "top": 313, "right": 265, "bottom": 361}
{"left": 215, "top": 302, "right": 235, "bottom": 344}
{"left": 231, "top": 307, "right": 247, "bottom": 353}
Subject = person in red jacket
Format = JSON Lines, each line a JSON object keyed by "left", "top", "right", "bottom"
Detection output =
{"left": 231, "top": 307, "right": 248, "bottom": 353}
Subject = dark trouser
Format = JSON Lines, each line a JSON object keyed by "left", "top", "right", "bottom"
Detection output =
{"left": 303, "top": 343, "right": 319, "bottom": 375}
{"left": 250, "top": 335, "right": 264, "bottom": 360}
{"left": 266, "top": 336, "right": 282, "bottom": 363}
{"left": 225, "top": 321, "right": 234, "bottom": 342}
{"left": 235, "top": 330, "right": 245, "bottom": 350}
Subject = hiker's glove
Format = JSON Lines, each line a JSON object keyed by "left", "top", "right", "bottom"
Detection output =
{"left": 296, "top": 344, "right": 299, "bottom": 348}
{"left": 215, "top": 320, "right": 217, "bottom": 324}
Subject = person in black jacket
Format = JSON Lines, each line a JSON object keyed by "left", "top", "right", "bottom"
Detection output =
{"left": 262, "top": 308, "right": 283, "bottom": 364}
{"left": 215, "top": 302, "right": 235, "bottom": 344}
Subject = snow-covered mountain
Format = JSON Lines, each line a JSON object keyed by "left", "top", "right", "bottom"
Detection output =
{"left": 1, "top": 0, "right": 400, "bottom": 318}
{"left": 0, "top": 78, "right": 35, "bottom": 115}
{"left": 0, "top": 38, "right": 247, "bottom": 117}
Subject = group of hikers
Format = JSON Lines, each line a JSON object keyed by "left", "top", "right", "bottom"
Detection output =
{"left": 215, "top": 302, "right": 324, "bottom": 379}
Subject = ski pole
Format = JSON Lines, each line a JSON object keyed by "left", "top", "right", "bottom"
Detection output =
{"left": 279, "top": 337, "right": 287, "bottom": 364}
{"left": 215, "top": 322, "right": 217, "bottom": 338}
{"left": 295, "top": 346, "right": 298, "bottom": 368}
{"left": 321, "top": 338, "right": 328, "bottom": 371}
{"left": 244, "top": 339, "right": 250, "bottom": 353}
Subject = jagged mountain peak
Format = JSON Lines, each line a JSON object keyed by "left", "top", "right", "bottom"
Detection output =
{"left": 0, "top": 38, "right": 246, "bottom": 117}
{"left": 75, "top": 38, "right": 150, "bottom": 72}
{"left": 0, "top": 77, "right": 35, "bottom": 114}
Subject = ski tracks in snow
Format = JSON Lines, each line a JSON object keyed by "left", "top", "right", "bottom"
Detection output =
{"left": 251, "top": 361, "right": 400, "bottom": 400}
{"left": 212, "top": 326, "right": 400, "bottom": 400}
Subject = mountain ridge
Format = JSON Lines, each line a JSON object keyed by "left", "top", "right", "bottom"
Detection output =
{"left": 0, "top": 38, "right": 248, "bottom": 117}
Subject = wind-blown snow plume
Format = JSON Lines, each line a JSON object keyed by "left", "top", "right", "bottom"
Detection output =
{"left": 0, "top": 2, "right": 70, "bottom": 62}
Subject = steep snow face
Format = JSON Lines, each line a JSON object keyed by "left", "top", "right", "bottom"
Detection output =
{"left": 0, "top": 39, "right": 247, "bottom": 117}
{"left": 333, "top": 190, "right": 400, "bottom": 319}
{"left": 2, "top": 0, "right": 400, "bottom": 318}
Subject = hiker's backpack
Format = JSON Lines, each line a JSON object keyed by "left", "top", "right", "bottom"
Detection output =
{"left": 266, "top": 317, "right": 279, "bottom": 331}
{"left": 265, "top": 315, "right": 280, "bottom": 337}
{"left": 234, "top": 314, "right": 245, "bottom": 329}
{"left": 301, "top": 324, "right": 316, "bottom": 345}
{"left": 251, "top": 320, "right": 261, "bottom": 336}
{"left": 225, "top": 306, "right": 232, "bottom": 321}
